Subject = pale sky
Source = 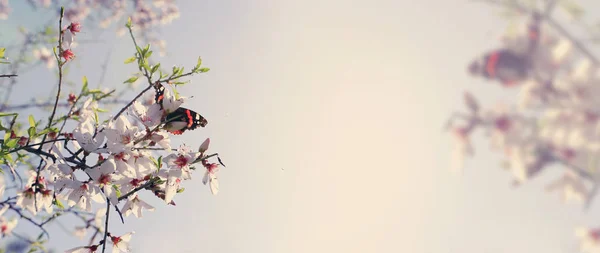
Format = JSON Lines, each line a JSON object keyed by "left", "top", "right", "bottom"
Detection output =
{"left": 3, "top": 0, "right": 600, "bottom": 252}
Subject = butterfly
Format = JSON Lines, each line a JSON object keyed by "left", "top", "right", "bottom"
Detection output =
{"left": 154, "top": 82, "right": 208, "bottom": 135}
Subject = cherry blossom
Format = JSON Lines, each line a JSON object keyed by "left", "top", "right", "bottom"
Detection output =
{"left": 78, "top": 97, "right": 99, "bottom": 121}
{"left": 63, "top": 181, "right": 105, "bottom": 212}
{"left": 130, "top": 100, "right": 162, "bottom": 128}
{"left": 203, "top": 162, "right": 220, "bottom": 195}
{"left": 121, "top": 194, "right": 155, "bottom": 218}
{"left": 109, "top": 231, "right": 135, "bottom": 253}
{"left": 73, "top": 117, "right": 106, "bottom": 153}
{"left": 88, "top": 158, "right": 121, "bottom": 205}
{"left": 105, "top": 115, "right": 141, "bottom": 153}
{"left": 0, "top": 205, "right": 17, "bottom": 237}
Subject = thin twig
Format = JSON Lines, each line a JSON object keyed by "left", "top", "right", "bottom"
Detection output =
{"left": 34, "top": 7, "right": 65, "bottom": 212}
{"left": 101, "top": 200, "right": 110, "bottom": 253}
{"left": 112, "top": 84, "right": 153, "bottom": 121}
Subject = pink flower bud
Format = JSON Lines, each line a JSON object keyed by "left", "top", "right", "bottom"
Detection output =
{"left": 68, "top": 93, "right": 77, "bottom": 104}
{"left": 17, "top": 137, "right": 27, "bottom": 146}
{"left": 199, "top": 138, "right": 210, "bottom": 153}
{"left": 62, "top": 49, "right": 75, "bottom": 61}
{"left": 69, "top": 22, "right": 81, "bottom": 33}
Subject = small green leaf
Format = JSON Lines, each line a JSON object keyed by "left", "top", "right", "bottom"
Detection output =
{"left": 199, "top": 67, "right": 210, "bottom": 73}
{"left": 113, "top": 184, "right": 122, "bottom": 198}
{"left": 172, "top": 88, "right": 181, "bottom": 100}
{"left": 28, "top": 115, "right": 35, "bottom": 127}
{"left": 53, "top": 199, "right": 65, "bottom": 210}
{"left": 173, "top": 81, "right": 190, "bottom": 86}
{"left": 126, "top": 17, "right": 132, "bottom": 28}
{"left": 157, "top": 156, "right": 163, "bottom": 169}
{"left": 151, "top": 63, "right": 160, "bottom": 74}
{"left": 87, "top": 89, "right": 104, "bottom": 94}
{"left": 124, "top": 76, "right": 139, "bottom": 84}
{"left": 145, "top": 50, "right": 153, "bottom": 59}
{"left": 196, "top": 56, "right": 202, "bottom": 68}
{"left": 0, "top": 112, "right": 17, "bottom": 117}
{"left": 124, "top": 56, "right": 136, "bottom": 64}
{"left": 0, "top": 48, "right": 5, "bottom": 58}
{"left": 142, "top": 61, "right": 151, "bottom": 73}
{"left": 177, "top": 188, "right": 185, "bottom": 193}
{"left": 82, "top": 76, "right": 89, "bottom": 93}
{"left": 149, "top": 156, "right": 158, "bottom": 168}
{"left": 28, "top": 126, "right": 36, "bottom": 138}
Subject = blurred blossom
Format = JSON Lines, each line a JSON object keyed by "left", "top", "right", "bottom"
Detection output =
{"left": 576, "top": 227, "right": 600, "bottom": 253}
{"left": 33, "top": 47, "right": 55, "bottom": 69}
{"left": 546, "top": 170, "right": 590, "bottom": 204}
{"left": 0, "top": 0, "right": 9, "bottom": 20}
{"left": 450, "top": 127, "right": 474, "bottom": 173}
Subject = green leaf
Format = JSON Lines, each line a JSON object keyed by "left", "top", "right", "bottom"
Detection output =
{"left": 157, "top": 156, "right": 163, "bottom": 169}
{"left": 123, "top": 76, "right": 139, "bottom": 84}
{"left": 149, "top": 156, "right": 158, "bottom": 168}
{"left": 28, "top": 126, "right": 36, "bottom": 138}
{"left": 113, "top": 184, "right": 122, "bottom": 198}
{"left": 28, "top": 115, "right": 35, "bottom": 127}
{"left": 172, "top": 88, "right": 181, "bottom": 100}
{"left": 173, "top": 81, "right": 190, "bottom": 86}
{"left": 126, "top": 17, "right": 132, "bottom": 28}
{"left": 142, "top": 61, "right": 151, "bottom": 73}
{"left": 54, "top": 197, "right": 65, "bottom": 209}
{"left": 145, "top": 50, "right": 153, "bottom": 59}
{"left": 124, "top": 56, "right": 136, "bottom": 64}
{"left": 196, "top": 56, "right": 202, "bottom": 68}
{"left": 81, "top": 76, "right": 89, "bottom": 93}
{"left": 151, "top": 63, "right": 160, "bottom": 74}
{"left": 87, "top": 89, "right": 103, "bottom": 94}
{"left": 5, "top": 139, "right": 17, "bottom": 148}
{"left": 0, "top": 47, "right": 5, "bottom": 58}
{"left": 0, "top": 112, "right": 17, "bottom": 117}
{"left": 199, "top": 67, "right": 210, "bottom": 73}
{"left": 177, "top": 188, "right": 185, "bottom": 193}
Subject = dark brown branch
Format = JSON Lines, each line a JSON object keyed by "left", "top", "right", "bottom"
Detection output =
{"left": 0, "top": 74, "right": 17, "bottom": 78}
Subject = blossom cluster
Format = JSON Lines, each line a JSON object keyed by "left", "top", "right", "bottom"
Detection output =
{"left": 447, "top": 1, "right": 600, "bottom": 252}
{"left": 0, "top": 7, "right": 220, "bottom": 253}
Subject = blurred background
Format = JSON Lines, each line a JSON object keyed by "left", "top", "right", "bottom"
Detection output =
{"left": 2, "top": 0, "right": 600, "bottom": 252}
